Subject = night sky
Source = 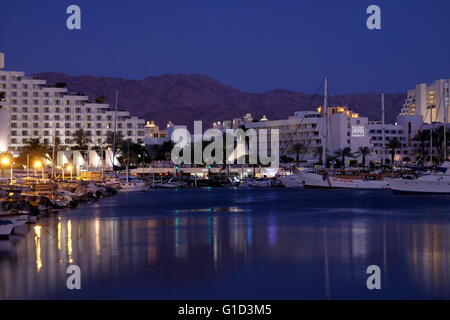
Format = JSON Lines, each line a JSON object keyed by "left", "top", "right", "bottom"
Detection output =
{"left": 0, "top": 0, "right": 449, "bottom": 94}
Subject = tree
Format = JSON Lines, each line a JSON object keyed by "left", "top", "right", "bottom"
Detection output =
{"left": 334, "top": 147, "right": 353, "bottom": 168}
{"left": 289, "top": 143, "right": 305, "bottom": 168}
{"left": 157, "top": 141, "right": 175, "bottom": 161}
{"left": 432, "top": 125, "right": 450, "bottom": 162}
{"left": 17, "top": 138, "right": 50, "bottom": 166}
{"left": 71, "top": 129, "right": 92, "bottom": 150}
{"left": 387, "top": 139, "right": 402, "bottom": 171}
{"left": 106, "top": 130, "right": 124, "bottom": 149}
{"left": 55, "top": 82, "right": 67, "bottom": 88}
{"left": 355, "top": 146, "right": 372, "bottom": 170}
{"left": 95, "top": 96, "right": 106, "bottom": 104}
{"left": 48, "top": 136, "right": 62, "bottom": 172}
{"left": 413, "top": 130, "right": 430, "bottom": 165}
{"left": 118, "top": 139, "right": 149, "bottom": 166}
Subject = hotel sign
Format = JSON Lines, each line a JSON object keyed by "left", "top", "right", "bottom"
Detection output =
{"left": 351, "top": 125, "right": 365, "bottom": 137}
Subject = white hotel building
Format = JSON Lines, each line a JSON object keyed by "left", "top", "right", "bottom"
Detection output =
{"left": 400, "top": 79, "right": 450, "bottom": 124}
{"left": 244, "top": 106, "right": 372, "bottom": 163}
{"left": 0, "top": 52, "right": 146, "bottom": 153}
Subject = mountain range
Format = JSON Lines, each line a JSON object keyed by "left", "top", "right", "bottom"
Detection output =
{"left": 32, "top": 72, "right": 406, "bottom": 128}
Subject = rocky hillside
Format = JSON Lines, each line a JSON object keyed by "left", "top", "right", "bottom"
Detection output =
{"left": 32, "top": 72, "right": 406, "bottom": 127}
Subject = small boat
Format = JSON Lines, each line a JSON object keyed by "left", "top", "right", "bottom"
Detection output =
{"left": 238, "top": 177, "right": 278, "bottom": 187}
{"left": 278, "top": 174, "right": 303, "bottom": 188}
{"left": 390, "top": 162, "right": 450, "bottom": 194}
{"left": 0, "top": 219, "right": 14, "bottom": 239}
{"left": 120, "top": 180, "right": 148, "bottom": 192}
{"left": 154, "top": 177, "right": 186, "bottom": 188}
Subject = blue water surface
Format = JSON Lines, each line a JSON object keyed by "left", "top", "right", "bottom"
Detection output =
{"left": 0, "top": 188, "right": 449, "bottom": 299}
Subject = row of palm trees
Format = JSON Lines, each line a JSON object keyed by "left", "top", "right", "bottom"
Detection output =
{"left": 6, "top": 129, "right": 151, "bottom": 168}
{"left": 288, "top": 139, "right": 403, "bottom": 170}
{"left": 412, "top": 126, "right": 450, "bottom": 165}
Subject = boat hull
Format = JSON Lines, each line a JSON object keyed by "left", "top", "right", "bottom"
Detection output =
{"left": 302, "top": 172, "right": 390, "bottom": 190}
{"left": 120, "top": 183, "right": 148, "bottom": 192}
{"left": 278, "top": 175, "right": 303, "bottom": 188}
{"left": 390, "top": 179, "right": 450, "bottom": 194}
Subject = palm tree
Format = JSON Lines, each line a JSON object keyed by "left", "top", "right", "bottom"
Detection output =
{"left": 71, "top": 129, "right": 92, "bottom": 150}
{"left": 334, "top": 147, "right": 353, "bottom": 168}
{"left": 432, "top": 125, "right": 450, "bottom": 162}
{"left": 413, "top": 130, "right": 430, "bottom": 165}
{"left": 18, "top": 138, "right": 50, "bottom": 166}
{"left": 387, "top": 139, "right": 402, "bottom": 171}
{"left": 118, "top": 139, "right": 149, "bottom": 166}
{"left": 355, "top": 146, "right": 372, "bottom": 170}
{"left": 289, "top": 143, "right": 305, "bottom": 168}
{"left": 48, "top": 136, "right": 62, "bottom": 176}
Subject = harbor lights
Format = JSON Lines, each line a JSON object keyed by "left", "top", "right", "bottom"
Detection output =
{"left": 34, "top": 160, "right": 44, "bottom": 179}
{"left": 67, "top": 164, "right": 73, "bottom": 180}
{"left": 57, "top": 165, "right": 65, "bottom": 180}
{"left": 1, "top": 156, "right": 13, "bottom": 183}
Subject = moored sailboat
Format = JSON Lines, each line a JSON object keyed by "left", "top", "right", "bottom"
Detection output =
{"left": 390, "top": 162, "right": 450, "bottom": 194}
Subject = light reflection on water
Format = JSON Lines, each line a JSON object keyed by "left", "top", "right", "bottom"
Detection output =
{"left": 0, "top": 188, "right": 449, "bottom": 299}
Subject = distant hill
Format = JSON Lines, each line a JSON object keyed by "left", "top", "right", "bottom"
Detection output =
{"left": 32, "top": 72, "right": 406, "bottom": 127}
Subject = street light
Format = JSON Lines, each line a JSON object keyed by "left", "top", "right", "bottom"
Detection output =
{"left": 57, "top": 165, "right": 64, "bottom": 180}
{"left": 67, "top": 164, "right": 73, "bottom": 180}
{"left": 1, "top": 156, "right": 13, "bottom": 183}
{"left": 34, "top": 160, "right": 44, "bottom": 179}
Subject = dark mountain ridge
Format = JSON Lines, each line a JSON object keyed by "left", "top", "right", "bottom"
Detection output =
{"left": 32, "top": 72, "right": 406, "bottom": 127}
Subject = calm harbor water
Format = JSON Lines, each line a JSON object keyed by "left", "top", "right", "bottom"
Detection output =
{"left": 0, "top": 188, "right": 449, "bottom": 299}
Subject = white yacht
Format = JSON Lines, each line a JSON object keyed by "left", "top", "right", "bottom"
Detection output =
{"left": 119, "top": 165, "right": 148, "bottom": 192}
{"left": 390, "top": 162, "right": 450, "bottom": 194}
{"left": 154, "top": 177, "right": 187, "bottom": 188}
{"left": 301, "top": 169, "right": 392, "bottom": 190}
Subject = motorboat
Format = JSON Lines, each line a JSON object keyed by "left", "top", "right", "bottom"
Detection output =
{"left": 278, "top": 174, "right": 303, "bottom": 188}
{"left": 120, "top": 179, "right": 148, "bottom": 192}
{"left": 238, "top": 177, "right": 279, "bottom": 187}
{"left": 153, "top": 177, "right": 187, "bottom": 188}
{"left": 390, "top": 162, "right": 450, "bottom": 194}
{"left": 301, "top": 169, "right": 393, "bottom": 190}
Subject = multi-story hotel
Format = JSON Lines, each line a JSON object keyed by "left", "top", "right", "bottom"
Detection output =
{"left": 400, "top": 79, "right": 450, "bottom": 124}
{"left": 243, "top": 107, "right": 431, "bottom": 165}
{"left": 244, "top": 106, "right": 372, "bottom": 163}
{"left": 367, "top": 114, "right": 423, "bottom": 163}
{"left": 0, "top": 52, "right": 146, "bottom": 153}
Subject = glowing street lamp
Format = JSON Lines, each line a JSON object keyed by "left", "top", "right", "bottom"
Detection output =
{"left": 67, "top": 164, "right": 73, "bottom": 180}
{"left": 34, "top": 160, "right": 44, "bottom": 179}
{"left": 1, "top": 157, "right": 13, "bottom": 183}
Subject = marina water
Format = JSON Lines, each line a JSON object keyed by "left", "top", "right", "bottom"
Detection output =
{"left": 0, "top": 188, "right": 449, "bottom": 299}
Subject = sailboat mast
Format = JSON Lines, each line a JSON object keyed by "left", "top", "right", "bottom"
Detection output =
{"left": 322, "top": 78, "right": 328, "bottom": 167}
{"left": 52, "top": 123, "right": 56, "bottom": 178}
{"left": 381, "top": 92, "right": 385, "bottom": 164}
{"left": 430, "top": 103, "right": 433, "bottom": 165}
{"left": 112, "top": 90, "right": 118, "bottom": 168}
{"left": 444, "top": 80, "right": 449, "bottom": 161}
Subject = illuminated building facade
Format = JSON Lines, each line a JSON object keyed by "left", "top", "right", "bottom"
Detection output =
{"left": 400, "top": 79, "right": 450, "bottom": 124}
{"left": 0, "top": 52, "right": 146, "bottom": 152}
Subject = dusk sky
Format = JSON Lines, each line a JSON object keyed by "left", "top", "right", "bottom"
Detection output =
{"left": 0, "top": 0, "right": 449, "bottom": 94}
